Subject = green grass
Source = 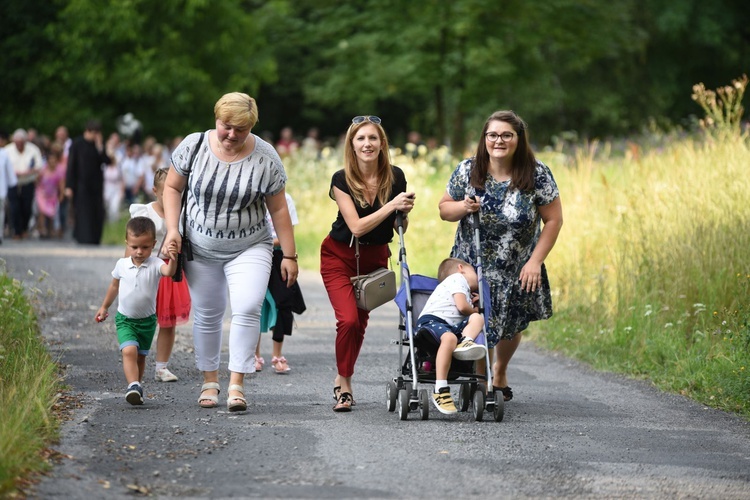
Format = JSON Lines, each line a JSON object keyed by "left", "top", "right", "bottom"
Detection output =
{"left": 101, "top": 215, "right": 129, "bottom": 246}
{"left": 0, "top": 264, "right": 61, "bottom": 496}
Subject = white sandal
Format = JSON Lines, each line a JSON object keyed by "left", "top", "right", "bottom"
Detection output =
{"left": 227, "top": 384, "right": 247, "bottom": 412}
{"left": 198, "top": 382, "right": 220, "bottom": 408}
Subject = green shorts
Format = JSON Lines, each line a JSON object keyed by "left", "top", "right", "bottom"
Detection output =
{"left": 116, "top": 312, "right": 157, "bottom": 355}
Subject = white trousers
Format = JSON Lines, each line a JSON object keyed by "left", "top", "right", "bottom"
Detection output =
{"left": 185, "top": 244, "right": 272, "bottom": 373}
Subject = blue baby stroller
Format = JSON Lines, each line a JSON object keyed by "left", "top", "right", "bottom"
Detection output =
{"left": 386, "top": 212, "right": 504, "bottom": 421}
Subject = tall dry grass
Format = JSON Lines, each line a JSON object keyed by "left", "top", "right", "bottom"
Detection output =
{"left": 535, "top": 134, "right": 750, "bottom": 415}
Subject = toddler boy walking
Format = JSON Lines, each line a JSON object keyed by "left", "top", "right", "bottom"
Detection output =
{"left": 95, "top": 216, "right": 178, "bottom": 405}
{"left": 416, "top": 257, "right": 487, "bottom": 414}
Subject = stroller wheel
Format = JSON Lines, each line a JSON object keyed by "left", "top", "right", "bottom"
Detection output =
{"left": 472, "top": 390, "right": 485, "bottom": 422}
{"left": 418, "top": 389, "right": 430, "bottom": 420}
{"left": 386, "top": 381, "right": 398, "bottom": 412}
{"left": 476, "top": 382, "right": 487, "bottom": 396}
{"left": 458, "top": 383, "right": 471, "bottom": 412}
{"left": 397, "top": 389, "right": 409, "bottom": 420}
{"left": 492, "top": 389, "right": 505, "bottom": 422}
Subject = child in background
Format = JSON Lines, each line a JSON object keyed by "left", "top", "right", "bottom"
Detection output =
{"left": 103, "top": 160, "right": 124, "bottom": 223}
{"left": 95, "top": 217, "right": 178, "bottom": 405}
{"left": 254, "top": 192, "right": 306, "bottom": 373}
{"left": 416, "top": 257, "right": 487, "bottom": 414}
{"left": 129, "top": 168, "right": 191, "bottom": 382}
{"left": 35, "top": 147, "right": 65, "bottom": 238}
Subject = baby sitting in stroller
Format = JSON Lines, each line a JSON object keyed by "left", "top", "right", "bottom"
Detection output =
{"left": 416, "top": 257, "right": 487, "bottom": 414}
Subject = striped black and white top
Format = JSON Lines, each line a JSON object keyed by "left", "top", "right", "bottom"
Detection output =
{"left": 171, "top": 131, "right": 287, "bottom": 260}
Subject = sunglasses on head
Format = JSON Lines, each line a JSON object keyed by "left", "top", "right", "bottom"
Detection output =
{"left": 351, "top": 115, "right": 382, "bottom": 125}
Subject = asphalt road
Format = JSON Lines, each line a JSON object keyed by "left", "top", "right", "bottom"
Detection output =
{"left": 2, "top": 239, "right": 749, "bottom": 499}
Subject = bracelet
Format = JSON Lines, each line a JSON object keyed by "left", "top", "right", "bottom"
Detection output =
{"left": 282, "top": 253, "right": 298, "bottom": 261}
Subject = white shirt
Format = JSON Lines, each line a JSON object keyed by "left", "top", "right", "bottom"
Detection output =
{"left": 418, "top": 273, "right": 472, "bottom": 326}
{"left": 111, "top": 256, "right": 164, "bottom": 318}
{"left": 4, "top": 142, "right": 43, "bottom": 185}
{"left": 265, "top": 192, "right": 298, "bottom": 240}
{"left": 120, "top": 154, "right": 146, "bottom": 188}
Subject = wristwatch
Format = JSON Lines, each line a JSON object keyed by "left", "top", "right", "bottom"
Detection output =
{"left": 282, "top": 253, "right": 298, "bottom": 261}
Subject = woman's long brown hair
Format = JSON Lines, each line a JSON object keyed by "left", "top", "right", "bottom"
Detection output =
{"left": 470, "top": 110, "right": 537, "bottom": 192}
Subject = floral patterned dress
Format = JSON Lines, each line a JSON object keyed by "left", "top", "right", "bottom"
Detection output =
{"left": 446, "top": 158, "right": 559, "bottom": 347}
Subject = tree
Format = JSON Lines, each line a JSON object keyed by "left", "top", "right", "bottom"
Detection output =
{"left": 0, "top": 0, "right": 280, "bottom": 140}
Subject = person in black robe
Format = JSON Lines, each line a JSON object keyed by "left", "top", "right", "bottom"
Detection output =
{"left": 65, "top": 119, "right": 110, "bottom": 244}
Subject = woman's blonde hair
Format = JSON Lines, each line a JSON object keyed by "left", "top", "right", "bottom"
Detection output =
{"left": 343, "top": 121, "right": 394, "bottom": 208}
{"left": 214, "top": 92, "right": 258, "bottom": 130}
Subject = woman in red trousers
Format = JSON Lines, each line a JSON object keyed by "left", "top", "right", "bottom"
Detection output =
{"left": 320, "top": 115, "right": 416, "bottom": 412}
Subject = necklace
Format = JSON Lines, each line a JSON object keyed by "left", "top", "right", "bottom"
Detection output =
{"left": 217, "top": 135, "right": 247, "bottom": 163}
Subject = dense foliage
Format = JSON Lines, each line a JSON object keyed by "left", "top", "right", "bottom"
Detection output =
{"left": 1, "top": 0, "right": 748, "bottom": 148}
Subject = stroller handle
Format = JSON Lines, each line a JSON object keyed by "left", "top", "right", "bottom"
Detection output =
{"left": 396, "top": 211, "right": 406, "bottom": 228}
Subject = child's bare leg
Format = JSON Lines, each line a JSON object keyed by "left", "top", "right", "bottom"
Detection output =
{"left": 272, "top": 339, "right": 283, "bottom": 358}
{"left": 137, "top": 354, "right": 146, "bottom": 383}
{"left": 271, "top": 339, "right": 290, "bottom": 372}
{"left": 460, "top": 313, "right": 484, "bottom": 341}
{"left": 435, "top": 334, "right": 458, "bottom": 383}
{"left": 154, "top": 326, "right": 179, "bottom": 381}
{"left": 430, "top": 333, "right": 459, "bottom": 414}
{"left": 37, "top": 214, "right": 47, "bottom": 237}
{"left": 155, "top": 326, "right": 175, "bottom": 364}
{"left": 122, "top": 346, "right": 140, "bottom": 384}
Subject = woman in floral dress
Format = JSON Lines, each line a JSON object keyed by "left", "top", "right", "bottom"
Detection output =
{"left": 438, "top": 110, "right": 563, "bottom": 402}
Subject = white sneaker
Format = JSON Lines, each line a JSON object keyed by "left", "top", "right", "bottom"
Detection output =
{"left": 154, "top": 368, "right": 179, "bottom": 382}
{"left": 453, "top": 338, "right": 487, "bottom": 361}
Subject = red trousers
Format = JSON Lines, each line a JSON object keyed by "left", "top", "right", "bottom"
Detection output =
{"left": 320, "top": 235, "right": 389, "bottom": 377}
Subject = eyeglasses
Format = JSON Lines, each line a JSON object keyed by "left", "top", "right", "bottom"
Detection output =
{"left": 352, "top": 115, "right": 382, "bottom": 125}
{"left": 485, "top": 131, "right": 516, "bottom": 143}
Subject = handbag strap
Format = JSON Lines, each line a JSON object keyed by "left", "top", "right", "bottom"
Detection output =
{"left": 354, "top": 237, "right": 361, "bottom": 277}
{"left": 181, "top": 132, "right": 205, "bottom": 237}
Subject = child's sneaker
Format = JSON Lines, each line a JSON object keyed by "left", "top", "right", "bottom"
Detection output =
{"left": 454, "top": 337, "right": 487, "bottom": 361}
{"left": 431, "top": 387, "right": 457, "bottom": 414}
{"left": 154, "top": 367, "right": 179, "bottom": 382}
{"left": 125, "top": 384, "right": 144, "bottom": 405}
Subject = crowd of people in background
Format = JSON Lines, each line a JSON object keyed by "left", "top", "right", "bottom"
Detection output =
{"left": 0, "top": 123, "right": 185, "bottom": 244}
{"left": 0, "top": 122, "right": 434, "bottom": 245}
{"left": 0, "top": 123, "right": 305, "bottom": 242}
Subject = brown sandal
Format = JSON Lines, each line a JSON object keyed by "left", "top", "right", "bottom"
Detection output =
{"left": 333, "top": 392, "right": 353, "bottom": 412}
